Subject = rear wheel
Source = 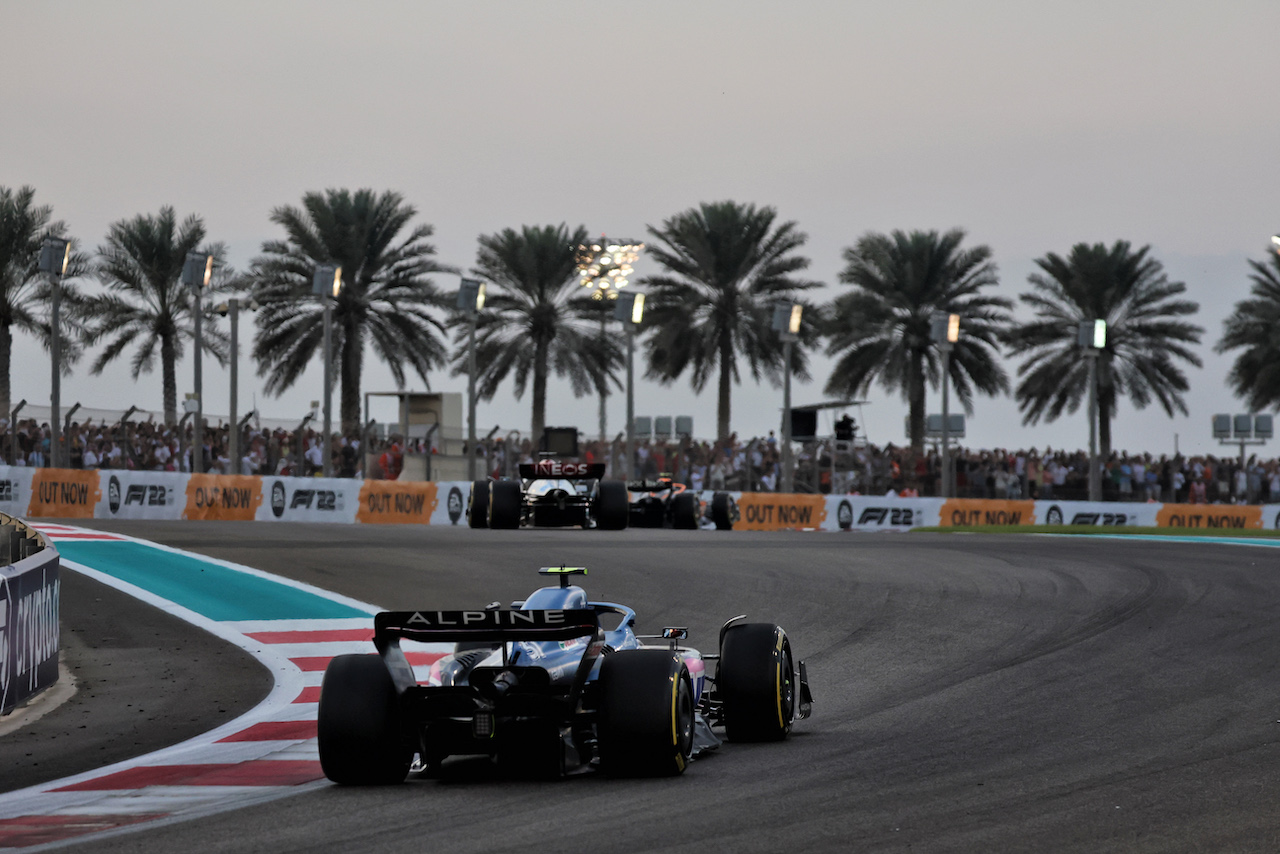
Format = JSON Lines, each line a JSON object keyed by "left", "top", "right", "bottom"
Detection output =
{"left": 595, "top": 480, "right": 629, "bottom": 530}
{"left": 488, "top": 480, "right": 522, "bottom": 529}
{"left": 468, "top": 481, "right": 490, "bottom": 528}
{"left": 710, "top": 492, "right": 736, "bottom": 530}
{"left": 671, "top": 492, "right": 699, "bottom": 529}
{"left": 717, "top": 622, "right": 795, "bottom": 742}
{"left": 318, "top": 655, "right": 411, "bottom": 785}
{"left": 597, "top": 650, "right": 694, "bottom": 776}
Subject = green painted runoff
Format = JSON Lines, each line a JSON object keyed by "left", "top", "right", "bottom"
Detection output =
{"left": 56, "top": 540, "right": 371, "bottom": 622}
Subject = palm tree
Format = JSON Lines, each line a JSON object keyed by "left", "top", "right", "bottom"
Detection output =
{"left": 457, "top": 223, "right": 618, "bottom": 444}
{"left": 1006, "top": 241, "right": 1202, "bottom": 457}
{"left": 244, "top": 189, "right": 451, "bottom": 434}
{"left": 641, "top": 201, "right": 821, "bottom": 440}
{"left": 81, "top": 207, "right": 229, "bottom": 426}
{"left": 1216, "top": 250, "right": 1280, "bottom": 411}
{"left": 0, "top": 185, "right": 89, "bottom": 417}
{"left": 825, "top": 229, "right": 1012, "bottom": 453}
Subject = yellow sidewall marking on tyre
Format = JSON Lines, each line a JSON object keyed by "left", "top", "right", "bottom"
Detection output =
{"left": 775, "top": 629, "right": 785, "bottom": 730}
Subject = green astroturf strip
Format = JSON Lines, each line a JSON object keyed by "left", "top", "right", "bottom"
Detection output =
{"left": 55, "top": 540, "right": 370, "bottom": 622}
{"left": 910, "top": 525, "right": 1280, "bottom": 538}
{"left": 1087, "top": 534, "right": 1280, "bottom": 547}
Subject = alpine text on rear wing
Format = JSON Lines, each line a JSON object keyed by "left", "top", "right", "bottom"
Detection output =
{"left": 374, "top": 608, "right": 599, "bottom": 645}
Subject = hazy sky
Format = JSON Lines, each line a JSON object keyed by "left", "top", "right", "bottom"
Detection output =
{"left": 6, "top": 1, "right": 1280, "bottom": 456}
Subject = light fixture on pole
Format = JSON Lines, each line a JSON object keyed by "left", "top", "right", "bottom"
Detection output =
{"left": 181, "top": 251, "right": 214, "bottom": 473}
{"left": 1078, "top": 318, "right": 1106, "bottom": 501}
{"left": 772, "top": 302, "right": 803, "bottom": 493}
{"left": 38, "top": 237, "right": 70, "bottom": 469}
{"left": 457, "top": 277, "right": 487, "bottom": 481}
{"left": 313, "top": 264, "right": 343, "bottom": 478}
{"left": 574, "top": 237, "right": 645, "bottom": 441}
{"left": 930, "top": 312, "right": 960, "bottom": 498}
{"left": 614, "top": 291, "right": 645, "bottom": 481}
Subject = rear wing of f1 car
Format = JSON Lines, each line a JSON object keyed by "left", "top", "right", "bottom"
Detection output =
{"left": 373, "top": 608, "right": 602, "bottom": 694}
{"left": 518, "top": 461, "right": 607, "bottom": 480}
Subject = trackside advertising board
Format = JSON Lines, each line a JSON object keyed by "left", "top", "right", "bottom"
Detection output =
{"left": 1, "top": 467, "right": 1278, "bottom": 531}
{"left": 98, "top": 471, "right": 187, "bottom": 521}
{"left": 0, "top": 469, "right": 33, "bottom": 519}
{"left": 825, "top": 495, "right": 940, "bottom": 531}
{"left": 1, "top": 529, "right": 59, "bottom": 716}
{"left": 257, "top": 477, "right": 360, "bottom": 524}
{"left": 28, "top": 469, "right": 100, "bottom": 519}
{"left": 736, "top": 493, "right": 828, "bottom": 531}
{"left": 1036, "top": 500, "right": 1161, "bottom": 528}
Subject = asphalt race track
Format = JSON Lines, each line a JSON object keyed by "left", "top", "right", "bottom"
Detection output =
{"left": 15, "top": 522, "right": 1280, "bottom": 853}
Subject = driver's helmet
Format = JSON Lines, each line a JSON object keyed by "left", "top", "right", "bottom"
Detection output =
{"left": 522, "top": 585, "right": 588, "bottom": 611}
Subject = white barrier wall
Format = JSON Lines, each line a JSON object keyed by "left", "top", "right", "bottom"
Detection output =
{"left": 2, "top": 467, "right": 1276, "bottom": 531}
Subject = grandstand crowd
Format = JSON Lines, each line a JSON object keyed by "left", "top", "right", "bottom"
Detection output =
{"left": 4, "top": 415, "right": 1280, "bottom": 505}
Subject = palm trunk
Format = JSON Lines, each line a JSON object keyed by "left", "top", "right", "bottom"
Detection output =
{"left": 908, "top": 348, "right": 926, "bottom": 453}
{"left": 0, "top": 321, "right": 11, "bottom": 419}
{"left": 1100, "top": 398, "right": 1112, "bottom": 461}
{"left": 340, "top": 319, "right": 361, "bottom": 435}
{"left": 1098, "top": 358, "right": 1112, "bottom": 460}
{"left": 161, "top": 334, "right": 177, "bottom": 426}
{"left": 531, "top": 337, "right": 548, "bottom": 446}
{"left": 717, "top": 332, "right": 732, "bottom": 440}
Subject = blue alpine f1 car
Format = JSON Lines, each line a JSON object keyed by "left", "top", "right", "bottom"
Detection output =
{"left": 317, "top": 567, "right": 812, "bottom": 781}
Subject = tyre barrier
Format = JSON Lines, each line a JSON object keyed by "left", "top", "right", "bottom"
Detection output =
{"left": 0, "top": 467, "right": 1275, "bottom": 532}
{"left": 0, "top": 511, "right": 59, "bottom": 716}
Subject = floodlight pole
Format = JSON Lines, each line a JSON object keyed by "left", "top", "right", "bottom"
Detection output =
{"left": 50, "top": 271, "right": 62, "bottom": 468}
{"left": 1086, "top": 349, "right": 1100, "bottom": 501}
{"left": 782, "top": 337, "right": 794, "bottom": 493}
{"left": 194, "top": 303, "right": 204, "bottom": 474}
{"left": 313, "top": 265, "right": 342, "bottom": 478}
{"left": 459, "top": 278, "right": 486, "bottom": 481}
{"left": 773, "top": 302, "right": 801, "bottom": 494}
{"left": 940, "top": 342, "right": 953, "bottom": 498}
{"left": 39, "top": 238, "right": 69, "bottom": 468}
{"left": 931, "top": 313, "right": 960, "bottom": 498}
{"left": 182, "top": 252, "right": 213, "bottom": 474}
{"left": 625, "top": 320, "right": 636, "bottom": 482}
{"left": 1077, "top": 319, "right": 1106, "bottom": 502}
{"left": 228, "top": 298, "right": 240, "bottom": 473}
{"left": 468, "top": 311, "right": 478, "bottom": 480}
{"left": 574, "top": 238, "right": 645, "bottom": 444}
{"left": 322, "top": 296, "right": 333, "bottom": 477}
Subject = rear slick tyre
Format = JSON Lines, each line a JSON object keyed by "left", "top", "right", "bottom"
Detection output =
{"left": 488, "top": 480, "right": 522, "bottom": 529}
{"left": 317, "top": 654, "right": 411, "bottom": 785}
{"left": 717, "top": 622, "right": 795, "bottom": 742}
{"left": 710, "top": 492, "right": 735, "bottom": 530}
{"left": 671, "top": 492, "right": 699, "bottom": 529}
{"left": 468, "top": 481, "right": 490, "bottom": 528}
{"left": 597, "top": 650, "right": 694, "bottom": 777}
{"left": 595, "top": 480, "right": 629, "bottom": 530}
